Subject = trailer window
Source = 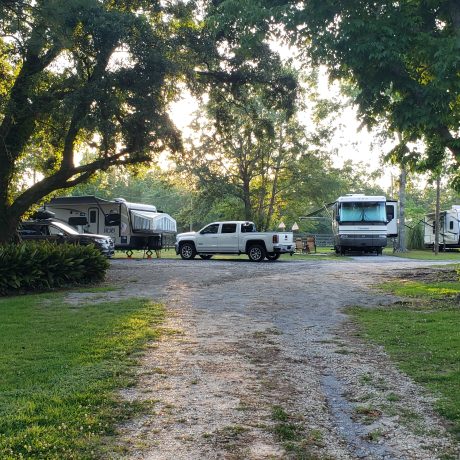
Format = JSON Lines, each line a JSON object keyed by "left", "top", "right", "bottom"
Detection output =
{"left": 450, "top": 221, "right": 454, "bottom": 230}
{"left": 105, "top": 213, "right": 121, "bottom": 226}
{"left": 89, "top": 210, "right": 97, "bottom": 224}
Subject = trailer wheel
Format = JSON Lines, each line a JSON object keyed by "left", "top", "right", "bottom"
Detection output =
{"left": 266, "top": 252, "right": 280, "bottom": 261}
{"left": 247, "top": 244, "right": 266, "bottom": 262}
{"left": 199, "top": 254, "right": 213, "bottom": 260}
{"left": 180, "top": 242, "right": 196, "bottom": 260}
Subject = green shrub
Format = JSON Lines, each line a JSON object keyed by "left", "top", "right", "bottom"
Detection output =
{"left": 407, "top": 222, "right": 424, "bottom": 250}
{"left": 0, "top": 242, "right": 109, "bottom": 295}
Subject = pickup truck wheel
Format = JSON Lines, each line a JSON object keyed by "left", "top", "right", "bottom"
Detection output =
{"left": 180, "top": 242, "right": 196, "bottom": 260}
{"left": 247, "top": 244, "right": 266, "bottom": 262}
{"left": 199, "top": 254, "right": 213, "bottom": 260}
{"left": 266, "top": 252, "right": 280, "bottom": 261}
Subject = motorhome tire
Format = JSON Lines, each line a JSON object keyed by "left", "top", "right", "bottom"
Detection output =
{"left": 180, "top": 242, "right": 196, "bottom": 260}
{"left": 248, "top": 244, "right": 266, "bottom": 262}
{"left": 266, "top": 253, "right": 280, "bottom": 261}
{"left": 199, "top": 254, "right": 213, "bottom": 260}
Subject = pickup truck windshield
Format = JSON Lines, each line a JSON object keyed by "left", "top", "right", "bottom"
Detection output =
{"left": 339, "top": 202, "right": 386, "bottom": 223}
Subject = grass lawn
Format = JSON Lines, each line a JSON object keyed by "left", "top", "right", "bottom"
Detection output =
{"left": 351, "top": 274, "right": 460, "bottom": 439}
{"left": 384, "top": 248, "right": 460, "bottom": 261}
{"left": 0, "top": 293, "right": 165, "bottom": 459}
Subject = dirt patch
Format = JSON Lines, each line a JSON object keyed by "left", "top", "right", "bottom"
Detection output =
{"left": 73, "top": 257, "right": 459, "bottom": 459}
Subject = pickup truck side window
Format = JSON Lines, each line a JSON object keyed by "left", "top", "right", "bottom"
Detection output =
{"left": 241, "top": 223, "right": 256, "bottom": 233}
{"left": 221, "top": 223, "right": 237, "bottom": 233}
{"left": 200, "top": 223, "right": 220, "bottom": 234}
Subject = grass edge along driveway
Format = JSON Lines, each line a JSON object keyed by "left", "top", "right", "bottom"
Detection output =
{"left": 0, "top": 292, "right": 165, "bottom": 459}
{"left": 350, "top": 271, "right": 460, "bottom": 441}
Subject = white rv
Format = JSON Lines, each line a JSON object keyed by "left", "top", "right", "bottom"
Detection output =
{"left": 332, "top": 194, "right": 398, "bottom": 255}
{"left": 424, "top": 205, "right": 460, "bottom": 250}
{"left": 44, "top": 196, "right": 177, "bottom": 251}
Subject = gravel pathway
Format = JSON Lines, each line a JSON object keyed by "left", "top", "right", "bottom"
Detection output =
{"left": 67, "top": 256, "right": 460, "bottom": 459}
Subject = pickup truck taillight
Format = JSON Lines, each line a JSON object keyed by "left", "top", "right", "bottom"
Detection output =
{"left": 273, "top": 234, "right": 279, "bottom": 244}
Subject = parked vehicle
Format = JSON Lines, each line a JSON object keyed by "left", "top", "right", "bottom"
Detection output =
{"left": 42, "top": 196, "right": 177, "bottom": 251}
{"left": 424, "top": 205, "right": 460, "bottom": 250}
{"left": 332, "top": 194, "right": 398, "bottom": 255}
{"left": 175, "top": 221, "right": 294, "bottom": 262}
{"left": 19, "top": 217, "right": 115, "bottom": 257}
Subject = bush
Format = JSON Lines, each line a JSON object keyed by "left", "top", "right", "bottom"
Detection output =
{"left": 407, "top": 222, "right": 424, "bottom": 250}
{"left": 0, "top": 242, "right": 110, "bottom": 295}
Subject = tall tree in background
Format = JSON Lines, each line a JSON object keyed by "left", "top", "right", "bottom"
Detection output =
{"left": 176, "top": 79, "right": 305, "bottom": 230}
{"left": 279, "top": 1, "right": 460, "bottom": 177}
{"left": 0, "top": 0, "right": 297, "bottom": 243}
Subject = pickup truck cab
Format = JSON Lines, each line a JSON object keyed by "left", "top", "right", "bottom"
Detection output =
{"left": 175, "top": 221, "right": 294, "bottom": 262}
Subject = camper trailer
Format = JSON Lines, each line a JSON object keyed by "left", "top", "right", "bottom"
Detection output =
{"left": 44, "top": 196, "right": 177, "bottom": 251}
{"left": 424, "top": 205, "right": 460, "bottom": 250}
{"left": 332, "top": 195, "right": 398, "bottom": 255}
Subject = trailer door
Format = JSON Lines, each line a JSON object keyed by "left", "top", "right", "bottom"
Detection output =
{"left": 87, "top": 207, "right": 99, "bottom": 234}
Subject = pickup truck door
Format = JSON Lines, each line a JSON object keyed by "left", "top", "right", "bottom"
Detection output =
{"left": 195, "top": 223, "right": 220, "bottom": 252}
{"left": 218, "top": 223, "right": 239, "bottom": 252}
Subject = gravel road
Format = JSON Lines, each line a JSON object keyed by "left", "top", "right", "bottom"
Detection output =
{"left": 69, "top": 256, "right": 460, "bottom": 459}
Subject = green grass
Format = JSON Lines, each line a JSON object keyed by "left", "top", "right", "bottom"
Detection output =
{"left": 385, "top": 248, "right": 460, "bottom": 260}
{"left": 350, "top": 276, "right": 460, "bottom": 439}
{"left": 380, "top": 280, "right": 460, "bottom": 299}
{"left": 0, "top": 293, "right": 165, "bottom": 459}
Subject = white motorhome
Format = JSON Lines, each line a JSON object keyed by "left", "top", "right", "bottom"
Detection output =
{"left": 332, "top": 194, "right": 398, "bottom": 255}
{"left": 424, "top": 205, "right": 460, "bottom": 250}
{"left": 44, "top": 196, "right": 177, "bottom": 251}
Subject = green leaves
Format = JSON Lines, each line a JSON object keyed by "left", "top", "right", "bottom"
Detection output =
{"left": 0, "top": 242, "right": 109, "bottom": 295}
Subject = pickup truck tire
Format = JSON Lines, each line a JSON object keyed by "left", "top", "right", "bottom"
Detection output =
{"left": 180, "top": 242, "right": 197, "bottom": 260}
{"left": 247, "top": 244, "right": 266, "bottom": 262}
{"left": 199, "top": 254, "right": 213, "bottom": 260}
{"left": 266, "top": 252, "right": 280, "bottom": 261}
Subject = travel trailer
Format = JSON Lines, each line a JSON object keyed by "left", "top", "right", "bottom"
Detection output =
{"left": 43, "top": 196, "right": 177, "bottom": 251}
{"left": 423, "top": 205, "right": 460, "bottom": 250}
{"left": 332, "top": 195, "right": 398, "bottom": 255}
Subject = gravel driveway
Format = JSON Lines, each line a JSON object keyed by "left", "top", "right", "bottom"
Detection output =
{"left": 69, "top": 256, "right": 459, "bottom": 459}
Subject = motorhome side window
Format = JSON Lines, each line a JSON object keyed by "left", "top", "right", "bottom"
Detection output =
{"left": 200, "top": 224, "right": 219, "bottom": 234}
{"left": 89, "top": 210, "right": 97, "bottom": 224}
{"left": 221, "top": 223, "right": 237, "bottom": 233}
{"left": 450, "top": 221, "right": 454, "bottom": 230}
{"left": 386, "top": 205, "right": 394, "bottom": 221}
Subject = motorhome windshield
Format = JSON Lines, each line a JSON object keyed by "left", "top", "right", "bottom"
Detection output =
{"left": 339, "top": 202, "right": 386, "bottom": 223}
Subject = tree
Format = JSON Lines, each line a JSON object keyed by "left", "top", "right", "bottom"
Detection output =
{"left": 278, "top": 1, "right": 460, "bottom": 175}
{"left": 0, "top": 0, "right": 297, "bottom": 243}
{"left": 176, "top": 78, "right": 307, "bottom": 230}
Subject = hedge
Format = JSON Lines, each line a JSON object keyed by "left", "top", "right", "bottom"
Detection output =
{"left": 0, "top": 242, "right": 110, "bottom": 296}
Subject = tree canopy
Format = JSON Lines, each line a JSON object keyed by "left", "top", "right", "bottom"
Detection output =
{"left": 0, "top": 0, "right": 296, "bottom": 242}
{"left": 278, "top": 0, "right": 460, "bottom": 176}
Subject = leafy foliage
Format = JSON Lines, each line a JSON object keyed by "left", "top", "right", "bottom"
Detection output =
{"left": 0, "top": 242, "right": 109, "bottom": 295}
{"left": 0, "top": 0, "right": 295, "bottom": 243}
{"left": 278, "top": 0, "right": 460, "bottom": 176}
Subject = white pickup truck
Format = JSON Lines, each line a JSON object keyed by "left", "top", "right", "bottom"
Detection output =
{"left": 175, "top": 221, "right": 294, "bottom": 262}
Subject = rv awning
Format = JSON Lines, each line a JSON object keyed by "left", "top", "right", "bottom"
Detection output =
{"left": 130, "top": 210, "right": 177, "bottom": 233}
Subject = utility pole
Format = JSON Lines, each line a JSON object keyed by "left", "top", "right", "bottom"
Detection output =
{"left": 434, "top": 174, "right": 441, "bottom": 255}
{"left": 397, "top": 165, "right": 407, "bottom": 252}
